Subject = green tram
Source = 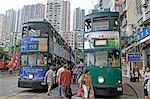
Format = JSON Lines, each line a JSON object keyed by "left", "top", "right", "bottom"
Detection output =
{"left": 18, "top": 19, "right": 74, "bottom": 89}
{"left": 83, "top": 10, "right": 122, "bottom": 96}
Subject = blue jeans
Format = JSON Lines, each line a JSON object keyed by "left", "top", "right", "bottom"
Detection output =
{"left": 58, "top": 83, "right": 62, "bottom": 96}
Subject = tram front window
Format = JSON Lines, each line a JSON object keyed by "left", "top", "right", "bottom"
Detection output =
{"left": 21, "top": 54, "right": 27, "bottom": 65}
{"left": 85, "top": 52, "right": 94, "bottom": 66}
{"left": 95, "top": 51, "right": 107, "bottom": 67}
{"left": 37, "top": 53, "right": 47, "bottom": 66}
{"left": 28, "top": 53, "right": 37, "bottom": 66}
{"left": 108, "top": 50, "right": 120, "bottom": 67}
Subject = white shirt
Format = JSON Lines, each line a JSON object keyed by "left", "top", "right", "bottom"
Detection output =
{"left": 56, "top": 67, "right": 64, "bottom": 82}
{"left": 147, "top": 79, "right": 150, "bottom": 92}
{"left": 84, "top": 41, "right": 94, "bottom": 49}
{"left": 144, "top": 72, "right": 150, "bottom": 81}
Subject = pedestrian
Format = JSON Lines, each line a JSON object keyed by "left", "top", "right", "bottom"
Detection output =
{"left": 134, "top": 69, "right": 139, "bottom": 82}
{"left": 45, "top": 66, "right": 55, "bottom": 95}
{"left": 72, "top": 66, "right": 77, "bottom": 84}
{"left": 56, "top": 65, "right": 64, "bottom": 97}
{"left": 60, "top": 64, "right": 72, "bottom": 99}
{"left": 143, "top": 66, "right": 150, "bottom": 99}
{"left": 78, "top": 69, "right": 92, "bottom": 99}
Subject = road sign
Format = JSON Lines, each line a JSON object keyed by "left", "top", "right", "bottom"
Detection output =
{"left": 127, "top": 53, "right": 141, "bottom": 62}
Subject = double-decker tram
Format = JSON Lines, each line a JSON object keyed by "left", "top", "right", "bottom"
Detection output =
{"left": 18, "top": 19, "right": 74, "bottom": 89}
{"left": 83, "top": 10, "right": 122, "bottom": 96}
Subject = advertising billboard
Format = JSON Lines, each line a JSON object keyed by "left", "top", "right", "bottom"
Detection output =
{"left": 21, "top": 37, "right": 47, "bottom": 52}
{"left": 84, "top": 31, "right": 119, "bottom": 49}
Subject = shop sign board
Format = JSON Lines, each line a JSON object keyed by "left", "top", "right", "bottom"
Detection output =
{"left": 127, "top": 53, "right": 141, "bottom": 62}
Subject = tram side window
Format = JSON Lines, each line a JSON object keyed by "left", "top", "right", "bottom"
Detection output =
{"left": 21, "top": 54, "right": 27, "bottom": 65}
{"left": 28, "top": 53, "right": 37, "bottom": 66}
{"left": 85, "top": 52, "right": 94, "bottom": 66}
{"left": 108, "top": 50, "right": 120, "bottom": 67}
{"left": 95, "top": 51, "right": 107, "bottom": 67}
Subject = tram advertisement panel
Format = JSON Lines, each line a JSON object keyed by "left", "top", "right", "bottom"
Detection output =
{"left": 84, "top": 31, "right": 119, "bottom": 49}
{"left": 21, "top": 37, "right": 47, "bottom": 52}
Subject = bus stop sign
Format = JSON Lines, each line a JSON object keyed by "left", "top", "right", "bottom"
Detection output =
{"left": 127, "top": 53, "right": 141, "bottom": 62}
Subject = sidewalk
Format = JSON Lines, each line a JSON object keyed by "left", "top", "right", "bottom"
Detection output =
{"left": 0, "top": 70, "right": 18, "bottom": 78}
{"left": 123, "top": 76, "right": 144, "bottom": 98}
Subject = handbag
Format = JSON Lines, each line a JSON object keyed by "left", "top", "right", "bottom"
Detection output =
{"left": 66, "top": 87, "right": 72, "bottom": 98}
{"left": 77, "top": 87, "right": 82, "bottom": 97}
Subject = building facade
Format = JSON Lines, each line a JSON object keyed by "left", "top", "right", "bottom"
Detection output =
{"left": 5, "top": 9, "right": 17, "bottom": 34}
{"left": 46, "top": 0, "right": 70, "bottom": 36}
{"left": 109, "top": 0, "right": 123, "bottom": 12}
{"left": 73, "top": 7, "right": 85, "bottom": 31}
{"left": 22, "top": 4, "right": 45, "bottom": 24}
{"left": 46, "top": 0, "right": 63, "bottom": 33}
{"left": 0, "top": 14, "right": 8, "bottom": 38}
{"left": 122, "top": 0, "right": 150, "bottom": 77}
{"left": 63, "top": 31, "right": 75, "bottom": 50}
{"left": 61, "top": 1, "right": 70, "bottom": 32}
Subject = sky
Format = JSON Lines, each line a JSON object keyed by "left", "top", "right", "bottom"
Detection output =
{"left": 0, "top": 0, "right": 98, "bottom": 29}
{"left": 0, "top": 0, "right": 97, "bottom": 14}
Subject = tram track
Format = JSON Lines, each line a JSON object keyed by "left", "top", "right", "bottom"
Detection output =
{"left": 123, "top": 83, "right": 140, "bottom": 99}
{"left": 5, "top": 89, "right": 41, "bottom": 99}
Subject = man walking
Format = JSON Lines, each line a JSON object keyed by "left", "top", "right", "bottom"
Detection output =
{"left": 56, "top": 65, "right": 64, "bottom": 97}
{"left": 60, "top": 64, "right": 72, "bottom": 98}
{"left": 45, "top": 66, "right": 55, "bottom": 95}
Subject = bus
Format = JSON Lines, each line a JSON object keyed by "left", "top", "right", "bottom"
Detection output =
{"left": 18, "top": 19, "right": 74, "bottom": 89}
{"left": 83, "top": 10, "right": 122, "bottom": 96}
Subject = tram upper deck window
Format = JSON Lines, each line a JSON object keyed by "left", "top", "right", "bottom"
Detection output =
{"left": 28, "top": 25, "right": 48, "bottom": 37}
{"left": 93, "top": 19, "right": 109, "bottom": 31}
{"left": 108, "top": 50, "right": 120, "bottom": 67}
{"left": 84, "top": 52, "right": 94, "bottom": 66}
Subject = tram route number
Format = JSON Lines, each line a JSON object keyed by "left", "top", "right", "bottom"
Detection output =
{"left": 28, "top": 44, "right": 38, "bottom": 50}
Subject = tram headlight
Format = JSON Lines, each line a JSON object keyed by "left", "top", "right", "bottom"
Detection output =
{"left": 28, "top": 75, "right": 33, "bottom": 79}
{"left": 98, "top": 76, "right": 104, "bottom": 83}
{"left": 118, "top": 80, "right": 121, "bottom": 84}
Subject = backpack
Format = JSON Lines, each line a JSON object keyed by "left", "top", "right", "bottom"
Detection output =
{"left": 82, "top": 74, "right": 91, "bottom": 86}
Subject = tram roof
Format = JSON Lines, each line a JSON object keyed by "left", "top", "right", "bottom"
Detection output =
{"left": 84, "top": 11, "right": 119, "bottom": 21}
{"left": 23, "top": 18, "right": 50, "bottom": 25}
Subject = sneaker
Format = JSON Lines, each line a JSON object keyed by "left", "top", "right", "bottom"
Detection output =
{"left": 47, "top": 92, "right": 50, "bottom": 96}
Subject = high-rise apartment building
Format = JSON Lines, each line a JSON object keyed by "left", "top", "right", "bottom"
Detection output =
{"left": 73, "top": 7, "right": 85, "bottom": 31}
{"left": 63, "top": 31, "right": 75, "bottom": 50}
{"left": 22, "top": 4, "right": 45, "bottom": 24}
{"left": 109, "top": 0, "right": 123, "bottom": 12}
{"left": 61, "top": 1, "right": 70, "bottom": 32}
{"left": 46, "top": 0, "right": 63, "bottom": 33}
{"left": 5, "top": 9, "right": 16, "bottom": 34}
{"left": 15, "top": 4, "right": 45, "bottom": 32}
{"left": 16, "top": 9, "right": 22, "bottom": 32}
{"left": 46, "top": 0, "right": 70, "bottom": 35}
{"left": 0, "top": 14, "right": 8, "bottom": 38}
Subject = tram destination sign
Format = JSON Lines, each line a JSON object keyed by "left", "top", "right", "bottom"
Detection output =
{"left": 127, "top": 53, "right": 141, "bottom": 62}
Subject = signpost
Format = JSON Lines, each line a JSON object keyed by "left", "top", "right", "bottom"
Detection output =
{"left": 127, "top": 53, "right": 141, "bottom": 62}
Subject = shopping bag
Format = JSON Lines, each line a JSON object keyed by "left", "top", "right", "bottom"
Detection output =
{"left": 77, "top": 87, "right": 82, "bottom": 97}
